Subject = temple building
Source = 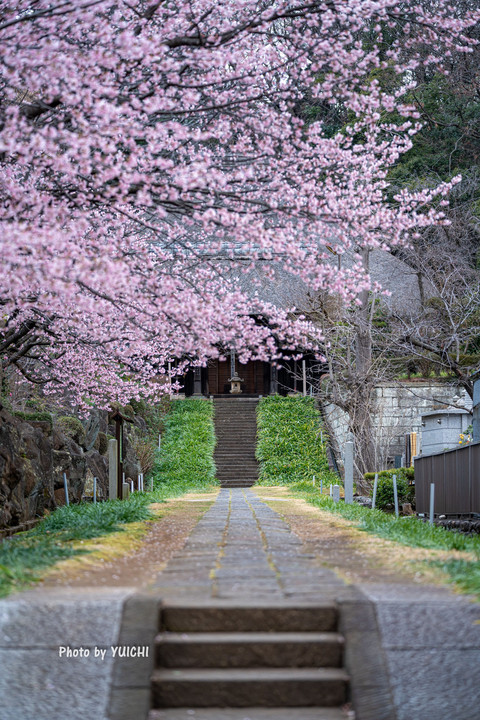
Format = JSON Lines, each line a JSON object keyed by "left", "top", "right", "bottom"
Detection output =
{"left": 183, "top": 352, "right": 322, "bottom": 397}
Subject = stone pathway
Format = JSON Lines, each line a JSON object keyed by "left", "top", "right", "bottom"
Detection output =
{"left": 151, "top": 488, "right": 345, "bottom": 602}
{"left": 1, "top": 487, "right": 480, "bottom": 720}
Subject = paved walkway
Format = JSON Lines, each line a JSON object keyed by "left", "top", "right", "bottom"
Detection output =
{"left": 1, "top": 488, "right": 480, "bottom": 720}
{"left": 151, "top": 488, "right": 345, "bottom": 603}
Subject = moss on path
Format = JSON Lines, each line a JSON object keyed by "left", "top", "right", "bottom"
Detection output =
{"left": 253, "top": 486, "right": 477, "bottom": 595}
{"left": 30, "top": 491, "right": 218, "bottom": 592}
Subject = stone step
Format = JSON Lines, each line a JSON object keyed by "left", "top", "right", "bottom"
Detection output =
{"left": 214, "top": 458, "right": 257, "bottom": 463}
{"left": 214, "top": 444, "right": 256, "bottom": 449}
{"left": 149, "top": 710, "right": 345, "bottom": 720}
{"left": 219, "top": 479, "right": 257, "bottom": 484}
{"left": 215, "top": 452, "right": 257, "bottom": 457}
{"left": 215, "top": 423, "right": 256, "bottom": 426}
{"left": 214, "top": 414, "right": 258, "bottom": 418}
{"left": 220, "top": 482, "right": 257, "bottom": 487}
{"left": 216, "top": 465, "right": 258, "bottom": 471}
{"left": 217, "top": 466, "right": 258, "bottom": 472}
{"left": 214, "top": 449, "right": 258, "bottom": 454}
{"left": 220, "top": 481, "right": 257, "bottom": 485}
{"left": 217, "top": 478, "right": 258, "bottom": 483}
{"left": 151, "top": 667, "right": 348, "bottom": 708}
{"left": 148, "top": 707, "right": 346, "bottom": 720}
{"left": 215, "top": 431, "right": 257, "bottom": 436}
{"left": 217, "top": 477, "right": 258, "bottom": 482}
{"left": 160, "top": 603, "right": 338, "bottom": 633}
{"left": 215, "top": 429, "right": 257, "bottom": 434}
{"left": 156, "top": 632, "right": 344, "bottom": 669}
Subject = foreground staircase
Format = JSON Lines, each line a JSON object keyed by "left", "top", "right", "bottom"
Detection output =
{"left": 149, "top": 602, "right": 349, "bottom": 719}
{"left": 213, "top": 398, "right": 259, "bottom": 488}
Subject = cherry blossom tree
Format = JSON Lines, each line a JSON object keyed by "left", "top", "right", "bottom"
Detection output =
{"left": 0, "top": 0, "right": 478, "bottom": 408}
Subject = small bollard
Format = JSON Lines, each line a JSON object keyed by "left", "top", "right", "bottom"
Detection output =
{"left": 63, "top": 473, "right": 70, "bottom": 506}
{"left": 313, "top": 475, "right": 315, "bottom": 487}
{"left": 429, "top": 482, "right": 435, "bottom": 525}
{"left": 332, "top": 484, "right": 340, "bottom": 503}
{"left": 372, "top": 473, "right": 378, "bottom": 510}
{"left": 93, "top": 477, "right": 97, "bottom": 504}
{"left": 344, "top": 440, "right": 354, "bottom": 504}
{"left": 393, "top": 474, "right": 399, "bottom": 518}
{"left": 320, "top": 477, "right": 323, "bottom": 494}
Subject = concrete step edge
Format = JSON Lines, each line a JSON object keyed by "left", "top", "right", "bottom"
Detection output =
{"left": 148, "top": 710, "right": 345, "bottom": 720}
{"left": 157, "top": 631, "right": 344, "bottom": 644}
{"left": 151, "top": 667, "right": 349, "bottom": 682}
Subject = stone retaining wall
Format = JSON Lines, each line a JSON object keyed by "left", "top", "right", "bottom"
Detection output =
{"left": 323, "top": 381, "right": 472, "bottom": 469}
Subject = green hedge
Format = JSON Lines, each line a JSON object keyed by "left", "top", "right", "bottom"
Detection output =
{"left": 365, "top": 467, "right": 414, "bottom": 509}
{"left": 256, "top": 395, "right": 337, "bottom": 485}
{"left": 365, "top": 467, "right": 414, "bottom": 482}
{"left": 151, "top": 398, "right": 217, "bottom": 494}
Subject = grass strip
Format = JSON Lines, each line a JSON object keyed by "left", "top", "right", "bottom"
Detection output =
{"left": 290, "top": 481, "right": 480, "bottom": 597}
{"left": 0, "top": 494, "right": 154, "bottom": 598}
{"left": 0, "top": 398, "right": 218, "bottom": 598}
{"left": 151, "top": 398, "right": 217, "bottom": 494}
{"left": 256, "top": 395, "right": 338, "bottom": 485}
{"left": 254, "top": 396, "right": 480, "bottom": 597}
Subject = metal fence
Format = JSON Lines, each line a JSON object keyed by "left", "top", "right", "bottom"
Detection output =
{"left": 414, "top": 442, "right": 480, "bottom": 517}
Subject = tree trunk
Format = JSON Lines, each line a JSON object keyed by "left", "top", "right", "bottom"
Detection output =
{"left": 351, "top": 249, "right": 377, "bottom": 485}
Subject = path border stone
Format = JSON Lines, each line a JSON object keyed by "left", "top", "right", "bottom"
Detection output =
{"left": 107, "top": 592, "right": 161, "bottom": 720}
{"left": 338, "top": 587, "right": 397, "bottom": 720}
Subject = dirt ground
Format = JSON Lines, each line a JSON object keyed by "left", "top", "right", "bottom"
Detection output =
{"left": 34, "top": 491, "right": 218, "bottom": 591}
{"left": 32, "top": 486, "right": 474, "bottom": 593}
{"left": 253, "top": 486, "right": 474, "bottom": 589}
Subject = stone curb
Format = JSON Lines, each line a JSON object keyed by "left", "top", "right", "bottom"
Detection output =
{"left": 337, "top": 587, "right": 397, "bottom": 720}
{"left": 107, "top": 591, "right": 162, "bottom": 720}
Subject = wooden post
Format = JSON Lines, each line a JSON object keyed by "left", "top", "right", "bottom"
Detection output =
{"left": 193, "top": 366, "right": 202, "bottom": 396}
{"left": 473, "top": 379, "right": 480, "bottom": 443}
{"left": 344, "top": 441, "right": 354, "bottom": 504}
{"left": 111, "top": 410, "right": 134, "bottom": 500}
{"left": 115, "top": 416, "right": 123, "bottom": 499}
{"left": 270, "top": 363, "right": 278, "bottom": 395}
{"left": 108, "top": 439, "right": 118, "bottom": 499}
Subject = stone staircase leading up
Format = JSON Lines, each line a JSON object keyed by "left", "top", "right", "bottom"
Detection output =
{"left": 149, "top": 601, "right": 348, "bottom": 719}
{"left": 213, "top": 398, "right": 259, "bottom": 488}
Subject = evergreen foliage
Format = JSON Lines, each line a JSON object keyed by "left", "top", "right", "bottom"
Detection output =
{"left": 151, "top": 399, "right": 217, "bottom": 494}
{"left": 256, "top": 396, "right": 337, "bottom": 485}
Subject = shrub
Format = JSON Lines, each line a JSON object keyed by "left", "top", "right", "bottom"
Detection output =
{"left": 369, "top": 471, "right": 409, "bottom": 510}
{"left": 151, "top": 398, "right": 216, "bottom": 493}
{"left": 131, "top": 437, "right": 156, "bottom": 475}
{"left": 123, "top": 403, "right": 135, "bottom": 419}
{"left": 14, "top": 410, "right": 53, "bottom": 426}
{"left": 365, "top": 466, "right": 414, "bottom": 483}
{"left": 57, "top": 416, "right": 86, "bottom": 446}
{"left": 95, "top": 431, "right": 108, "bottom": 455}
{"left": 256, "top": 395, "right": 337, "bottom": 486}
